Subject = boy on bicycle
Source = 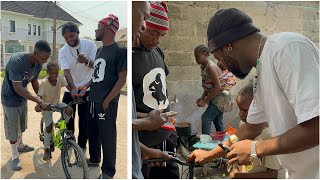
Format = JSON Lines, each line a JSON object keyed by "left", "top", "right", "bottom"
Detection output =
{"left": 35, "top": 62, "right": 73, "bottom": 160}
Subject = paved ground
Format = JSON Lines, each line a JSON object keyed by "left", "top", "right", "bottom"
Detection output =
{"left": 0, "top": 82, "right": 127, "bottom": 179}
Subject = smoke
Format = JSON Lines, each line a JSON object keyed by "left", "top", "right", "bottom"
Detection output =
{"left": 170, "top": 94, "right": 241, "bottom": 134}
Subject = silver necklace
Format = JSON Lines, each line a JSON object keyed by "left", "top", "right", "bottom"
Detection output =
{"left": 70, "top": 41, "right": 81, "bottom": 59}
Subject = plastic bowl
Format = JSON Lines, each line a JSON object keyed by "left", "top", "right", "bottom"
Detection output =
{"left": 200, "top": 134, "right": 211, "bottom": 143}
{"left": 210, "top": 131, "right": 226, "bottom": 141}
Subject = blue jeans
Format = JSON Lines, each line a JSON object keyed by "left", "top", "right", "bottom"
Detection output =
{"left": 201, "top": 102, "right": 224, "bottom": 134}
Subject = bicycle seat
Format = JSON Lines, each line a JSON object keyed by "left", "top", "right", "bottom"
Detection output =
{"left": 49, "top": 102, "right": 72, "bottom": 112}
{"left": 57, "top": 103, "right": 69, "bottom": 109}
{"left": 50, "top": 103, "right": 69, "bottom": 111}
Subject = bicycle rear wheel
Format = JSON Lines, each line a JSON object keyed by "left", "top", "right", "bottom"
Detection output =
{"left": 61, "top": 139, "right": 89, "bottom": 179}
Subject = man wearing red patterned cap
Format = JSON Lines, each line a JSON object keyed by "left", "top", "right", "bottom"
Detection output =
{"left": 90, "top": 14, "right": 127, "bottom": 179}
{"left": 132, "top": 1, "right": 180, "bottom": 178}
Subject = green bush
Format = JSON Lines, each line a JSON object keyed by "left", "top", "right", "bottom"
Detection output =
{"left": 39, "top": 70, "right": 47, "bottom": 78}
{"left": 38, "top": 70, "right": 64, "bottom": 78}
{"left": 1, "top": 70, "right": 64, "bottom": 79}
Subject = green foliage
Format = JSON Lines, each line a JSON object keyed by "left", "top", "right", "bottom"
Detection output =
{"left": 1, "top": 70, "right": 64, "bottom": 78}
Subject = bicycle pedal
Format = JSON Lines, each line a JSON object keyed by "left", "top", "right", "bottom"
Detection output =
{"left": 39, "top": 133, "right": 44, "bottom": 141}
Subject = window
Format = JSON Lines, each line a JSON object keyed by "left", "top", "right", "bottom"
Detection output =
{"left": 9, "top": 20, "right": 15, "bottom": 32}
{"left": 28, "top": 24, "right": 31, "bottom": 35}
{"left": 38, "top": 26, "right": 41, "bottom": 36}
{"left": 33, "top": 25, "right": 36, "bottom": 35}
{"left": 29, "top": 46, "right": 33, "bottom": 52}
{"left": 5, "top": 42, "right": 25, "bottom": 53}
{"left": 51, "top": 26, "right": 54, "bottom": 31}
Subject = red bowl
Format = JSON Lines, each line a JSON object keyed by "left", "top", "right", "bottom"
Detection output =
{"left": 210, "top": 131, "right": 226, "bottom": 141}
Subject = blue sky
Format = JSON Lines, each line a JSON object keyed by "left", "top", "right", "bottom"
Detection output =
{"left": 58, "top": 1, "right": 127, "bottom": 38}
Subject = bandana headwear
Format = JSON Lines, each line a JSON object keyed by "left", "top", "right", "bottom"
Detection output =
{"left": 99, "top": 14, "right": 119, "bottom": 34}
{"left": 146, "top": 1, "right": 169, "bottom": 30}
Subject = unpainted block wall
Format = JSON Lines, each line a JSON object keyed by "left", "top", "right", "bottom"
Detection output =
{"left": 159, "top": 1, "right": 319, "bottom": 133}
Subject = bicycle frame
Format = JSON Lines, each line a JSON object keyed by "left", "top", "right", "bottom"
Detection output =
{"left": 38, "top": 97, "right": 89, "bottom": 179}
{"left": 51, "top": 119, "right": 68, "bottom": 149}
{"left": 41, "top": 97, "right": 84, "bottom": 149}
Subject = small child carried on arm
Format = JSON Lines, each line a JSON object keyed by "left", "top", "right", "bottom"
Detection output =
{"left": 228, "top": 83, "right": 284, "bottom": 178}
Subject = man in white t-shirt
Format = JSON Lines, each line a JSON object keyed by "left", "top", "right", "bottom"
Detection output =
{"left": 189, "top": 8, "right": 319, "bottom": 178}
{"left": 59, "top": 22, "right": 100, "bottom": 166}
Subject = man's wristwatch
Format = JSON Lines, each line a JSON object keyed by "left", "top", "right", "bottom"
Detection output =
{"left": 250, "top": 141, "right": 262, "bottom": 166}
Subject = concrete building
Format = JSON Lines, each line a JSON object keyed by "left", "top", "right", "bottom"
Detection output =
{"left": 1, "top": 1, "right": 81, "bottom": 69}
{"left": 159, "top": 1, "right": 319, "bottom": 132}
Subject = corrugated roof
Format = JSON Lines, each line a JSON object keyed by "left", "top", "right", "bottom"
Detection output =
{"left": 1, "top": 1, "right": 81, "bottom": 24}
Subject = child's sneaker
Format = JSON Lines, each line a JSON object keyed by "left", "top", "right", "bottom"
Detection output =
{"left": 11, "top": 158, "right": 22, "bottom": 171}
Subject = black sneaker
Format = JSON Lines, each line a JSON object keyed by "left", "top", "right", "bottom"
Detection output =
{"left": 17, "top": 144, "right": 34, "bottom": 153}
{"left": 98, "top": 173, "right": 112, "bottom": 179}
{"left": 87, "top": 158, "right": 100, "bottom": 167}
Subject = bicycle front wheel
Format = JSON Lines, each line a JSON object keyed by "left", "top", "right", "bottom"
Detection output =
{"left": 61, "top": 139, "right": 89, "bottom": 179}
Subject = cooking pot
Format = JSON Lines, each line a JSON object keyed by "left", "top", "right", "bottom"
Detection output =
{"left": 175, "top": 122, "right": 192, "bottom": 148}
{"left": 175, "top": 122, "right": 191, "bottom": 137}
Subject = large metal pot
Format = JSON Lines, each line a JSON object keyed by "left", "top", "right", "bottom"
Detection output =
{"left": 175, "top": 122, "right": 191, "bottom": 148}
{"left": 175, "top": 122, "right": 191, "bottom": 137}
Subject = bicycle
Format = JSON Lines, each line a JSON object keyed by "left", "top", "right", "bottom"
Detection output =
{"left": 142, "top": 133, "right": 229, "bottom": 179}
{"left": 142, "top": 150, "right": 228, "bottom": 179}
{"left": 39, "top": 97, "right": 89, "bottom": 179}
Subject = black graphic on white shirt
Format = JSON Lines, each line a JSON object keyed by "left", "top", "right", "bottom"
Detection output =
{"left": 149, "top": 73, "right": 167, "bottom": 105}
{"left": 143, "top": 68, "right": 169, "bottom": 110}
{"left": 92, "top": 58, "right": 106, "bottom": 83}
{"left": 93, "top": 62, "right": 102, "bottom": 79}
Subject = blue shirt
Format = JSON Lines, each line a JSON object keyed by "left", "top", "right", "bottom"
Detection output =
{"left": 1, "top": 53, "right": 42, "bottom": 107}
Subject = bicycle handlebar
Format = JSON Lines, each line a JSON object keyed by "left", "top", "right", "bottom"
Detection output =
{"left": 143, "top": 157, "right": 205, "bottom": 167}
{"left": 142, "top": 151, "right": 228, "bottom": 168}
{"left": 49, "top": 98, "right": 84, "bottom": 112}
